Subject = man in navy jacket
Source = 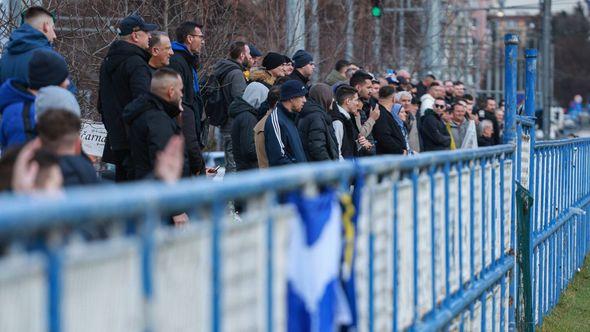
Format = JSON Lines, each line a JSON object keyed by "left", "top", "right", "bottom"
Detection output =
{"left": 264, "top": 80, "right": 307, "bottom": 166}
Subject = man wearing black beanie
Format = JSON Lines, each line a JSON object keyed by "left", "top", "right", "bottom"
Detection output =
{"left": 249, "top": 52, "right": 287, "bottom": 88}
{"left": 0, "top": 49, "right": 70, "bottom": 150}
{"left": 288, "top": 49, "right": 314, "bottom": 89}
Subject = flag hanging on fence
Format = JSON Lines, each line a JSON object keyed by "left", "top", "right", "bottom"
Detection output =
{"left": 287, "top": 189, "right": 352, "bottom": 332}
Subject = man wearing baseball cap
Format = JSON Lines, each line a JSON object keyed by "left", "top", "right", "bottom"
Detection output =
{"left": 98, "top": 14, "right": 158, "bottom": 181}
{"left": 264, "top": 80, "right": 308, "bottom": 166}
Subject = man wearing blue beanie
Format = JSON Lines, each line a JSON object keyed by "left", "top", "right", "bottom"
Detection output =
{"left": 288, "top": 49, "right": 315, "bottom": 89}
{"left": 264, "top": 80, "right": 308, "bottom": 166}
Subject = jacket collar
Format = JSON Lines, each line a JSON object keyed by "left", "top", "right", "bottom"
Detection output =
{"left": 277, "top": 102, "right": 297, "bottom": 121}
{"left": 149, "top": 92, "right": 182, "bottom": 119}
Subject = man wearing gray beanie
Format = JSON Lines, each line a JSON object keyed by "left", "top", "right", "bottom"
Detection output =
{"left": 35, "top": 86, "right": 81, "bottom": 119}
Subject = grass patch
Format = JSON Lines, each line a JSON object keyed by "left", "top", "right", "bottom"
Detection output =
{"left": 538, "top": 255, "right": 590, "bottom": 331}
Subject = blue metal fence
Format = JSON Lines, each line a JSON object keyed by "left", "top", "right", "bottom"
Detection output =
{"left": 1, "top": 35, "right": 590, "bottom": 332}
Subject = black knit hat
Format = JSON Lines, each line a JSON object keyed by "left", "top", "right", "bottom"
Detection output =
{"left": 292, "top": 49, "right": 313, "bottom": 68}
{"left": 262, "top": 52, "right": 284, "bottom": 71}
{"left": 28, "top": 49, "right": 69, "bottom": 90}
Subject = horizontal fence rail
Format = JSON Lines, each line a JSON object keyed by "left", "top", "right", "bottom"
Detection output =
{"left": 1, "top": 135, "right": 590, "bottom": 332}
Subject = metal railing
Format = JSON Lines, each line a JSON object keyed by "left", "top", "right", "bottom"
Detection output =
{"left": 1, "top": 34, "right": 590, "bottom": 332}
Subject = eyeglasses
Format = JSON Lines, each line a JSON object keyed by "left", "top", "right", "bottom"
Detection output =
{"left": 435, "top": 104, "right": 446, "bottom": 109}
{"left": 189, "top": 34, "right": 205, "bottom": 39}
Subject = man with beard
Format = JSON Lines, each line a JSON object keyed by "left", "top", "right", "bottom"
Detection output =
{"left": 211, "top": 41, "right": 251, "bottom": 173}
{"left": 123, "top": 68, "right": 186, "bottom": 179}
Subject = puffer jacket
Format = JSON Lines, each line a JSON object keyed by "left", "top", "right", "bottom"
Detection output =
{"left": 296, "top": 100, "right": 339, "bottom": 161}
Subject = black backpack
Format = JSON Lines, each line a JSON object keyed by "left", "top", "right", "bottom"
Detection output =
{"left": 201, "top": 67, "right": 235, "bottom": 127}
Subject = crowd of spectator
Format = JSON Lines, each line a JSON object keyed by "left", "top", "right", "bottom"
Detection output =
{"left": 0, "top": 8, "right": 508, "bottom": 206}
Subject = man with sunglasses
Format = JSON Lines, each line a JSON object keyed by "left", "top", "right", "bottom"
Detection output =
{"left": 419, "top": 97, "right": 451, "bottom": 151}
{"left": 0, "top": 6, "right": 57, "bottom": 85}
{"left": 98, "top": 14, "right": 157, "bottom": 182}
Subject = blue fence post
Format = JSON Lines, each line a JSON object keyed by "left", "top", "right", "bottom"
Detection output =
{"left": 524, "top": 48, "right": 538, "bottom": 327}
{"left": 525, "top": 50, "right": 538, "bottom": 118}
{"left": 504, "top": 34, "right": 519, "bottom": 144}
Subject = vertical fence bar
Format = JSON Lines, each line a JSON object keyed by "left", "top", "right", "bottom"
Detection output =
{"left": 524, "top": 50, "right": 538, "bottom": 118}
{"left": 212, "top": 202, "right": 224, "bottom": 332}
{"left": 504, "top": 34, "right": 519, "bottom": 144}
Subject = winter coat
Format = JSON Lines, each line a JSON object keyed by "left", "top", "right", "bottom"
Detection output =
{"left": 122, "top": 92, "right": 189, "bottom": 179}
{"left": 59, "top": 155, "right": 100, "bottom": 187}
{"left": 356, "top": 98, "right": 377, "bottom": 156}
{"left": 168, "top": 42, "right": 205, "bottom": 140}
{"left": 254, "top": 110, "right": 271, "bottom": 168}
{"left": 324, "top": 70, "right": 346, "bottom": 86}
{"left": 0, "top": 79, "right": 36, "bottom": 148}
{"left": 212, "top": 59, "right": 247, "bottom": 129}
{"left": 0, "top": 24, "right": 52, "bottom": 85}
{"left": 482, "top": 110, "right": 501, "bottom": 145}
{"left": 288, "top": 69, "right": 310, "bottom": 89}
{"left": 420, "top": 109, "right": 451, "bottom": 151}
{"left": 249, "top": 67, "right": 275, "bottom": 88}
{"left": 332, "top": 105, "right": 360, "bottom": 159}
{"left": 98, "top": 40, "right": 152, "bottom": 151}
{"left": 478, "top": 135, "right": 495, "bottom": 147}
{"left": 372, "top": 104, "right": 406, "bottom": 155}
{"left": 264, "top": 103, "right": 306, "bottom": 166}
{"left": 229, "top": 97, "right": 259, "bottom": 171}
{"left": 167, "top": 43, "right": 206, "bottom": 173}
{"left": 296, "top": 100, "right": 339, "bottom": 162}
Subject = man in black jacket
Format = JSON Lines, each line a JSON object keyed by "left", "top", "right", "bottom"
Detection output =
{"left": 372, "top": 86, "right": 407, "bottom": 155}
{"left": 168, "top": 21, "right": 206, "bottom": 175}
{"left": 212, "top": 41, "right": 250, "bottom": 173}
{"left": 98, "top": 14, "right": 157, "bottom": 181}
{"left": 420, "top": 97, "right": 451, "bottom": 151}
{"left": 123, "top": 68, "right": 191, "bottom": 179}
{"left": 288, "top": 49, "right": 314, "bottom": 89}
{"left": 350, "top": 71, "right": 379, "bottom": 156}
{"left": 297, "top": 83, "right": 339, "bottom": 161}
{"left": 331, "top": 85, "right": 373, "bottom": 159}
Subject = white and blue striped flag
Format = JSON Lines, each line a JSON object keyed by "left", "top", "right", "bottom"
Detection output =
{"left": 287, "top": 190, "right": 352, "bottom": 332}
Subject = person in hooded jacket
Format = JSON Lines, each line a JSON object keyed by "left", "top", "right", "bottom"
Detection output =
{"left": 0, "top": 49, "right": 70, "bottom": 150}
{"left": 168, "top": 21, "right": 206, "bottom": 175}
{"left": 123, "top": 68, "right": 190, "bottom": 179}
{"left": 229, "top": 82, "right": 269, "bottom": 171}
{"left": 0, "top": 7, "right": 55, "bottom": 84}
{"left": 296, "top": 83, "right": 339, "bottom": 161}
{"left": 97, "top": 14, "right": 157, "bottom": 182}
{"left": 419, "top": 97, "right": 451, "bottom": 151}
{"left": 211, "top": 41, "right": 251, "bottom": 173}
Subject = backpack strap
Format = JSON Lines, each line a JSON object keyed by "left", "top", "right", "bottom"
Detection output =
{"left": 22, "top": 101, "right": 36, "bottom": 140}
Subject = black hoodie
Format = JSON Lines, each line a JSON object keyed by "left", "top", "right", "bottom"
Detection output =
{"left": 229, "top": 97, "right": 258, "bottom": 171}
{"left": 123, "top": 93, "right": 189, "bottom": 179}
{"left": 98, "top": 40, "right": 152, "bottom": 151}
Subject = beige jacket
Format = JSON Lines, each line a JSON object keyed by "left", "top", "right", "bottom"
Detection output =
{"left": 254, "top": 109, "right": 272, "bottom": 168}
